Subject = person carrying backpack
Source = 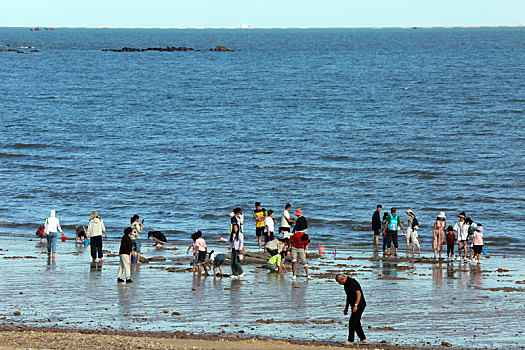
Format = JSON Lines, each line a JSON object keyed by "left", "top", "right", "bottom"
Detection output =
{"left": 382, "top": 207, "right": 405, "bottom": 257}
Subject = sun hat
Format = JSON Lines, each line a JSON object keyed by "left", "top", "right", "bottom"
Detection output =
{"left": 90, "top": 210, "right": 99, "bottom": 217}
{"left": 458, "top": 211, "right": 466, "bottom": 218}
{"left": 294, "top": 209, "right": 303, "bottom": 216}
{"left": 438, "top": 212, "right": 446, "bottom": 219}
{"left": 406, "top": 209, "right": 413, "bottom": 214}
{"left": 476, "top": 225, "right": 483, "bottom": 232}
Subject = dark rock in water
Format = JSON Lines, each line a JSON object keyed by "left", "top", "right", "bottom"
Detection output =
{"left": 209, "top": 45, "right": 234, "bottom": 52}
{"left": 138, "top": 255, "right": 149, "bottom": 263}
{"left": 149, "top": 256, "right": 166, "bottom": 261}
{"left": 30, "top": 49, "right": 39, "bottom": 53}
{"left": 0, "top": 48, "right": 26, "bottom": 54}
{"left": 102, "top": 46, "right": 195, "bottom": 52}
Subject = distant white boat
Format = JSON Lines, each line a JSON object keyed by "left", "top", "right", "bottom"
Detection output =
{"left": 239, "top": 24, "right": 253, "bottom": 29}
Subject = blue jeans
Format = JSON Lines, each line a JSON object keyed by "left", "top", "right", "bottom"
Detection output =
{"left": 47, "top": 233, "right": 58, "bottom": 253}
{"left": 132, "top": 238, "right": 141, "bottom": 253}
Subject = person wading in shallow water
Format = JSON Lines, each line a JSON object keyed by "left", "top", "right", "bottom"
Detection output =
{"left": 335, "top": 274, "right": 368, "bottom": 346}
{"left": 371, "top": 204, "right": 382, "bottom": 245}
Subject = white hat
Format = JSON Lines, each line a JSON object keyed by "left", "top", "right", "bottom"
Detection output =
{"left": 438, "top": 212, "right": 446, "bottom": 219}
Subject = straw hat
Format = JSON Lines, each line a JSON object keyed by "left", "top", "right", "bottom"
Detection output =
{"left": 90, "top": 210, "right": 99, "bottom": 217}
{"left": 406, "top": 209, "right": 413, "bottom": 214}
{"left": 437, "top": 212, "right": 446, "bottom": 219}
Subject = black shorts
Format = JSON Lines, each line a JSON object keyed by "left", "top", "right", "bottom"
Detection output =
{"left": 197, "top": 250, "right": 206, "bottom": 264}
{"left": 279, "top": 226, "right": 291, "bottom": 232}
{"left": 256, "top": 227, "right": 265, "bottom": 237}
{"left": 373, "top": 229, "right": 381, "bottom": 236}
{"left": 473, "top": 245, "right": 483, "bottom": 254}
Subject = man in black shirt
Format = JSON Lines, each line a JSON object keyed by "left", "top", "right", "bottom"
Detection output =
{"left": 336, "top": 274, "right": 368, "bottom": 345}
{"left": 372, "top": 204, "right": 382, "bottom": 245}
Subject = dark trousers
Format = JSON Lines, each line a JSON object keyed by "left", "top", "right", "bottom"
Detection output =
{"left": 348, "top": 306, "right": 366, "bottom": 342}
{"left": 382, "top": 233, "right": 387, "bottom": 252}
{"left": 386, "top": 230, "right": 398, "bottom": 248}
{"left": 230, "top": 249, "right": 244, "bottom": 276}
{"left": 90, "top": 236, "right": 103, "bottom": 260}
{"left": 447, "top": 244, "right": 454, "bottom": 255}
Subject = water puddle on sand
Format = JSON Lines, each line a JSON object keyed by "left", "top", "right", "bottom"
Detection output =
{"left": 0, "top": 237, "right": 523, "bottom": 349}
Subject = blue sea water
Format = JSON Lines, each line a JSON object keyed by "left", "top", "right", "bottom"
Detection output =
{"left": 0, "top": 27, "right": 524, "bottom": 251}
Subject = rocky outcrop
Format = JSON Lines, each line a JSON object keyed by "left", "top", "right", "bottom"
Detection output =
{"left": 102, "top": 46, "right": 195, "bottom": 52}
{"left": 209, "top": 45, "right": 233, "bottom": 52}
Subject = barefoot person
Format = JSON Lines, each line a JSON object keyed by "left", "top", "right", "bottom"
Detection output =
{"left": 253, "top": 202, "right": 267, "bottom": 252}
{"left": 371, "top": 204, "right": 382, "bottom": 246}
{"left": 290, "top": 215, "right": 313, "bottom": 281}
{"left": 335, "top": 274, "right": 368, "bottom": 346}
{"left": 75, "top": 225, "right": 87, "bottom": 245}
{"left": 229, "top": 223, "right": 245, "bottom": 279}
{"left": 117, "top": 227, "right": 134, "bottom": 284}
{"left": 432, "top": 212, "right": 447, "bottom": 260}
{"left": 453, "top": 212, "right": 469, "bottom": 260}
{"left": 402, "top": 209, "right": 416, "bottom": 248}
{"left": 280, "top": 203, "right": 295, "bottom": 238}
{"left": 130, "top": 214, "right": 143, "bottom": 263}
{"left": 382, "top": 207, "right": 405, "bottom": 257}
{"left": 44, "top": 210, "right": 65, "bottom": 259}
{"left": 87, "top": 211, "right": 107, "bottom": 262}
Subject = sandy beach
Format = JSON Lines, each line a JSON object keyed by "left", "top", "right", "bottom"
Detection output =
{"left": 0, "top": 235, "right": 523, "bottom": 349}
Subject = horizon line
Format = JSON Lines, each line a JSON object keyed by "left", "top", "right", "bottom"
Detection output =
{"left": 2, "top": 24, "right": 524, "bottom": 30}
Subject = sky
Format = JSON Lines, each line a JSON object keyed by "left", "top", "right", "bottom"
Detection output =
{"left": 0, "top": 0, "right": 523, "bottom": 28}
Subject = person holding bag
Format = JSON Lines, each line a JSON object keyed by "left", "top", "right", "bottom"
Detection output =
{"left": 44, "top": 210, "right": 65, "bottom": 259}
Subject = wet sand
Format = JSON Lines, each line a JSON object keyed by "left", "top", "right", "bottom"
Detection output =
{"left": 0, "top": 235, "right": 524, "bottom": 349}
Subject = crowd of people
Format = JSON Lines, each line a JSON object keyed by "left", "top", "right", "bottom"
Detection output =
{"left": 188, "top": 202, "right": 314, "bottom": 281}
{"left": 371, "top": 205, "right": 486, "bottom": 263}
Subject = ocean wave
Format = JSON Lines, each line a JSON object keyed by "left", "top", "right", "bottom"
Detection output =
{"left": 258, "top": 165, "right": 298, "bottom": 169}
{"left": 11, "top": 143, "right": 49, "bottom": 149}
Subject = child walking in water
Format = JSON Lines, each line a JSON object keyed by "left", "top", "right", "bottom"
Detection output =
{"left": 186, "top": 232, "right": 198, "bottom": 272}
{"left": 194, "top": 231, "right": 209, "bottom": 275}
{"left": 410, "top": 225, "right": 421, "bottom": 257}
{"left": 446, "top": 226, "right": 456, "bottom": 260}
{"left": 472, "top": 225, "right": 485, "bottom": 264}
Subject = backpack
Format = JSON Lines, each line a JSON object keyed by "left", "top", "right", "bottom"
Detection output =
{"left": 412, "top": 217, "right": 419, "bottom": 229}
{"left": 36, "top": 225, "right": 45, "bottom": 237}
{"left": 387, "top": 214, "right": 399, "bottom": 231}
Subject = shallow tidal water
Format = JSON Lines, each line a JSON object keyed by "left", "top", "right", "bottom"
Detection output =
{"left": 0, "top": 236, "right": 523, "bottom": 349}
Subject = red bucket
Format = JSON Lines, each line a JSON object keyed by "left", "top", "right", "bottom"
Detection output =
{"left": 61, "top": 236, "right": 66, "bottom": 242}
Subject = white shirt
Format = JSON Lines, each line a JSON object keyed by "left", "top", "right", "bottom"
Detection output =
{"left": 210, "top": 251, "right": 225, "bottom": 261}
{"left": 87, "top": 217, "right": 106, "bottom": 237}
{"left": 281, "top": 210, "right": 291, "bottom": 228}
{"left": 45, "top": 216, "right": 62, "bottom": 233}
{"left": 265, "top": 216, "right": 275, "bottom": 233}
{"left": 453, "top": 221, "right": 469, "bottom": 241}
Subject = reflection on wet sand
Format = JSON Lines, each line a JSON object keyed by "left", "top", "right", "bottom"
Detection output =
{"left": 1, "top": 237, "right": 523, "bottom": 349}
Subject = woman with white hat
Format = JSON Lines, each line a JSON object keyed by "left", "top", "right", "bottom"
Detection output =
{"left": 87, "top": 211, "right": 107, "bottom": 262}
{"left": 432, "top": 212, "right": 447, "bottom": 260}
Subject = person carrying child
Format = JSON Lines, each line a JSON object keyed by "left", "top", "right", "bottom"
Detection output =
{"left": 446, "top": 226, "right": 456, "bottom": 260}
{"left": 266, "top": 251, "right": 286, "bottom": 273}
